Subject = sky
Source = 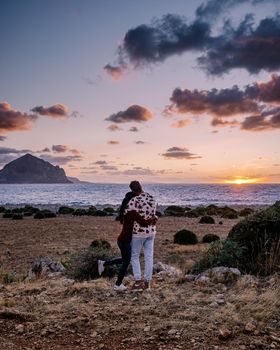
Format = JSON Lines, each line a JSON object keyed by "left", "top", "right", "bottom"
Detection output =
{"left": 1, "top": 0, "right": 280, "bottom": 183}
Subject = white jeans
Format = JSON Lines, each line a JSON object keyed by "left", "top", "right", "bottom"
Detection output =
{"left": 131, "top": 235, "right": 155, "bottom": 282}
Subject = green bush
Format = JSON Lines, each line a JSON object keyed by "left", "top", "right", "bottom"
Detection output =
{"left": 90, "top": 239, "right": 111, "bottom": 250}
{"left": 0, "top": 206, "right": 5, "bottom": 213}
{"left": 103, "top": 207, "right": 115, "bottom": 215}
{"left": 228, "top": 201, "right": 280, "bottom": 275}
{"left": 185, "top": 207, "right": 206, "bottom": 218}
{"left": 23, "top": 205, "right": 40, "bottom": 214}
{"left": 220, "top": 206, "right": 238, "bottom": 219}
{"left": 206, "top": 204, "right": 219, "bottom": 216}
{"left": 73, "top": 208, "right": 88, "bottom": 216}
{"left": 191, "top": 240, "right": 244, "bottom": 274}
{"left": 2, "top": 212, "right": 13, "bottom": 218}
{"left": 164, "top": 205, "right": 186, "bottom": 216}
{"left": 12, "top": 214, "right": 23, "bottom": 220}
{"left": 66, "top": 247, "right": 118, "bottom": 281}
{"left": 174, "top": 229, "right": 198, "bottom": 245}
{"left": 239, "top": 208, "right": 254, "bottom": 217}
{"left": 34, "top": 210, "right": 56, "bottom": 219}
{"left": 34, "top": 212, "right": 45, "bottom": 219}
{"left": 199, "top": 215, "right": 215, "bottom": 224}
{"left": 0, "top": 271, "right": 16, "bottom": 284}
{"left": 202, "top": 234, "right": 220, "bottom": 243}
{"left": 58, "top": 206, "right": 75, "bottom": 214}
{"left": 94, "top": 210, "right": 108, "bottom": 217}
{"left": 23, "top": 211, "right": 33, "bottom": 216}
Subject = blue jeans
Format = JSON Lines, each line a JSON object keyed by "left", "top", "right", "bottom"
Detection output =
{"left": 131, "top": 235, "right": 155, "bottom": 282}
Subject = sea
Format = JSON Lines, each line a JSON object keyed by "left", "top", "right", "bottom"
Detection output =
{"left": 0, "top": 183, "right": 279, "bottom": 208}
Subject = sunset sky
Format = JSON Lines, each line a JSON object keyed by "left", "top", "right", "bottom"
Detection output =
{"left": 1, "top": 0, "right": 280, "bottom": 183}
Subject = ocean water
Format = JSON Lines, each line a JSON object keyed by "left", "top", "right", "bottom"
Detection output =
{"left": 0, "top": 183, "right": 279, "bottom": 207}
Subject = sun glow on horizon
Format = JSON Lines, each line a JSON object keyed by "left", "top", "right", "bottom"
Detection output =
{"left": 223, "top": 177, "right": 262, "bottom": 185}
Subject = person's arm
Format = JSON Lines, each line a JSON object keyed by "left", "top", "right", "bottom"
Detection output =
{"left": 127, "top": 210, "right": 158, "bottom": 227}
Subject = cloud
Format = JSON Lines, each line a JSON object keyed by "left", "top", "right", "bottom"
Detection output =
{"left": 40, "top": 147, "right": 51, "bottom": 153}
{"left": 107, "top": 140, "right": 120, "bottom": 145}
{"left": 134, "top": 140, "right": 146, "bottom": 144}
{"left": 196, "top": 0, "right": 270, "bottom": 21}
{"left": 129, "top": 126, "right": 139, "bottom": 132}
{"left": 0, "top": 147, "right": 31, "bottom": 155}
{"left": 171, "top": 119, "right": 190, "bottom": 128}
{"left": 162, "top": 147, "right": 202, "bottom": 160}
{"left": 0, "top": 102, "right": 38, "bottom": 134}
{"left": 106, "top": 105, "right": 153, "bottom": 124}
{"left": 167, "top": 74, "right": 280, "bottom": 132}
{"left": 93, "top": 160, "right": 107, "bottom": 165}
{"left": 168, "top": 85, "right": 259, "bottom": 117}
{"left": 104, "top": 64, "right": 125, "bottom": 80}
{"left": 120, "top": 167, "right": 155, "bottom": 176}
{"left": 100, "top": 164, "right": 119, "bottom": 171}
{"left": 0, "top": 136, "right": 6, "bottom": 141}
{"left": 40, "top": 154, "right": 82, "bottom": 165}
{"left": 52, "top": 144, "right": 68, "bottom": 153}
{"left": 199, "top": 14, "right": 280, "bottom": 75}
{"left": 107, "top": 124, "right": 122, "bottom": 131}
{"left": 31, "top": 104, "right": 69, "bottom": 118}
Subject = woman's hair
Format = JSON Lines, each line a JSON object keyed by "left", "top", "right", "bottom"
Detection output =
{"left": 117, "top": 191, "right": 138, "bottom": 224}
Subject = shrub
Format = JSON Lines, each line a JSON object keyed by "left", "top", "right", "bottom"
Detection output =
{"left": 206, "top": 204, "right": 219, "bottom": 216}
{"left": 58, "top": 206, "right": 75, "bottom": 214}
{"left": 220, "top": 206, "right": 238, "bottom": 219}
{"left": 2, "top": 213, "right": 13, "bottom": 218}
{"left": 199, "top": 215, "right": 215, "bottom": 224}
{"left": 239, "top": 208, "right": 254, "bottom": 217}
{"left": 191, "top": 239, "right": 245, "bottom": 274}
{"left": 0, "top": 271, "right": 16, "bottom": 284}
{"left": 219, "top": 221, "right": 223, "bottom": 225}
{"left": 34, "top": 212, "right": 45, "bottom": 219}
{"left": 228, "top": 201, "right": 280, "bottom": 275}
{"left": 156, "top": 211, "right": 162, "bottom": 217}
{"left": 66, "top": 247, "right": 118, "bottom": 281}
{"left": 94, "top": 210, "right": 108, "bottom": 217}
{"left": 87, "top": 206, "right": 97, "bottom": 215}
{"left": 174, "top": 229, "right": 198, "bottom": 245}
{"left": 11, "top": 208, "right": 24, "bottom": 214}
{"left": 12, "top": 214, "right": 23, "bottom": 220}
{"left": 202, "top": 234, "right": 220, "bottom": 243}
{"left": 164, "top": 205, "right": 186, "bottom": 216}
{"left": 0, "top": 206, "right": 5, "bottom": 213}
{"left": 23, "top": 211, "right": 33, "bottom": 216}
{"left": 23, "top": 205, "right": 40, "bottom": 214}
{"left": 73, "top": 208, "right": 88, "bottom": 216}
{"left": 90, "top": 239, "right": 111, "bottom": 250}
{"left": 103, "top": 207, "right": 115, "bottom": 215}
{"left": 185, "top": 207, "right": 206, "bottom": 218}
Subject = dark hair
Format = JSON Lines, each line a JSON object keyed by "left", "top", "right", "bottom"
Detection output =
{"left": 117, "top": 191, "right": 137, "bottom": 224}
{"left": 129, "top": 180, "right": 142, "bottom": 193}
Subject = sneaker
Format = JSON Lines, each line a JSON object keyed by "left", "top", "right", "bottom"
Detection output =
{"left": 143, "top": 281, "right": 151, "bottom": 290}
{"left": 98, "top": 260, "right": 105, "bottom": 276}
{"left": 113, "top": 283, "right": 127, "bottom": 291}
{"left": 131, "top": 281, "right": 143, "bottom": 292}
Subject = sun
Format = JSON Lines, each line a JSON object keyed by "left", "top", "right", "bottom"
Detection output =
{"left": 224, "top": 177, "right": 260, "bottom": 185}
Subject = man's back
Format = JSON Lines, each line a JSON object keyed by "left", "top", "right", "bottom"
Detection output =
{"left": 125, "top": 192, "right": 157, "bottom": 237}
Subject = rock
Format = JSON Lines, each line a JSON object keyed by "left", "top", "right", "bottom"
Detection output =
{"left": 144, "top": 326, "right": 151, "bottom": 332}
{"left": 168, "top": 329, "right": 177, "bottom": 336}
{"left": 15, "top": 324, "right": 24, "bottom": 334}
{"left": 218, "top": 327, "right": 232, "bottom": 339}
{"left": 153, "top": 262, "right": 182, "bottom": 277}
{"left": 198, "top": 266, "right": 241, "bottom": 284}
{"left": 184, "top": 274, "right": 197, "bottom": 282}
{"left": 29, "top": 256, "right": 65, "bottom": 278}
{"left": 195, "top": 276, "right": 210, "bottom": 284}
{"left": 210, "top": 302, "right": 219, "bottom": 308}
{"left": 244, "top": 322, "right": 256, "bottom": 333}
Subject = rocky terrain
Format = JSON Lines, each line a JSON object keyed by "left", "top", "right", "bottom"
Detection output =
{"left": 0, "top": 212, "right": 280, "bottom": 349}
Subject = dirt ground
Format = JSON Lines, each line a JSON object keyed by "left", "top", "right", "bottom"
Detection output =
{"left": 0, "top": 215, "right": 280, "bottom": 350}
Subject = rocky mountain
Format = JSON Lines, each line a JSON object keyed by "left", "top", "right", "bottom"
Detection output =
{"left": 0, "top": 154, "right": 72, "bottom": 184}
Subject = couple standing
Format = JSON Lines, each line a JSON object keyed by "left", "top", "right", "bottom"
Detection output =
{"left": 98, "top": 181, "right": 157, "bottom": 291}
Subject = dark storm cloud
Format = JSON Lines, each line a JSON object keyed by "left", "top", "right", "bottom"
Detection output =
{"left": 199, "top": 14, "right": 280, "bottom": 75}
{"left": 106, "top": 105, "right": 153, "bottom": 123}
{"left": 107, "top": 124, "right": 122, "bottom": 131}
{"left": 134, "top": 140, "right": 146, "bottom": 144}
{"left": 162, "top": 147, "right": 202, "bottom": 160}
{"left": 211, "top": 118, "right": 239, "bottom": 127}
{"left": 0, "top": 102, "right": 37, "bottom": 134}
{"left": 0, "top": 136, "right": 6, "bottom": 141}
{"left": 31, "top": 104, "right": 69, "bottom": 118}
{"left": 94, "top": 160, "right": 107, "bottom": 165}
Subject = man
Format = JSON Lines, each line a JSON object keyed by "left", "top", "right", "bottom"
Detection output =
{"left": 125, "top": 181, "right": 157, "bottom": 290}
